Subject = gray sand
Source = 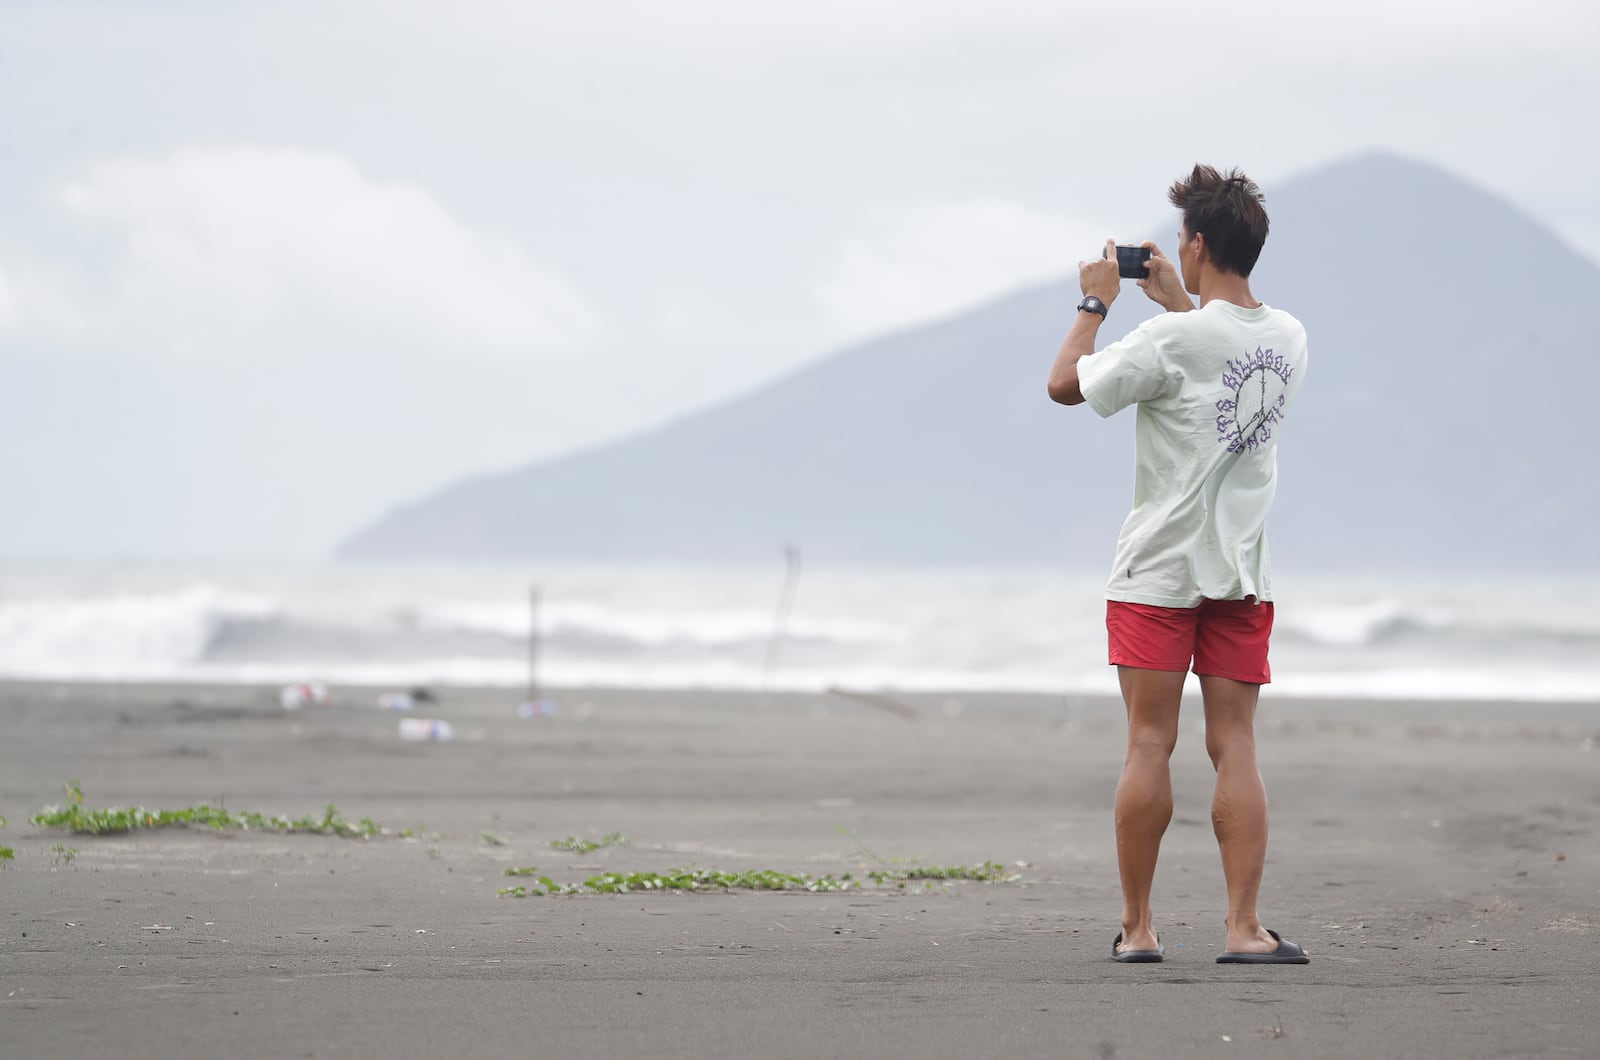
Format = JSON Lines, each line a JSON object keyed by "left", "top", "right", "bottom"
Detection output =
{"left": 2, "top": 681, "right": 1597, "bottom": 1058}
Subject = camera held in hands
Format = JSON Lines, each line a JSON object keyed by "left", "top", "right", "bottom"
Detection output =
{"left": 1105, "top": 244, "right": 1152, "bottom": 280}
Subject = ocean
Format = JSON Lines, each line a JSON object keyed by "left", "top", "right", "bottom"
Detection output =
{"left": 1, "top": 561, "right": 1597, "bottom": 702}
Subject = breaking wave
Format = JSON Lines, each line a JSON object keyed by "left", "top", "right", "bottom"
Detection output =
{"left": 1, "top": 566, "right": 1597, "bottom": 700}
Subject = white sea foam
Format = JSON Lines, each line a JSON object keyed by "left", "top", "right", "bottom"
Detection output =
{"left": 0, "top": 584, "right": 279, "bottom": 680}
{"left": 414, "top": 599, "right": 899, "bottom": 647}
{"left": 1275, "top": 598, "right": 1438, "bottom": 646}
{"left": 1, "top": 564, "right": 1597, "bottom": 701}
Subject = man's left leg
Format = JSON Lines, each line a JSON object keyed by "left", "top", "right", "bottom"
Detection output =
{"left": 1113, "top": 665, "right": 1186, "bottom": 955}
{"left": 1199, "top": 673, "right": 1275, "bottom": 953}
{"left": 1192, "top": 597, "right": 1307, "bottom": 962}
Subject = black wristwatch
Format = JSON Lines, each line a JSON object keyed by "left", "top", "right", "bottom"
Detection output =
{"left": 1077, "top": 295, "right": 1108, "bottom": 318}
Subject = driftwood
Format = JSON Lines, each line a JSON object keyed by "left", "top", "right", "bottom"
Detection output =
{"left": 824, "top": 686, "right": 920, "bottom": 722}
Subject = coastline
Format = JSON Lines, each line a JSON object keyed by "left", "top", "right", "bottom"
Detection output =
{"left": 3, "top": 679, "right": 1597, "bottom": 1058}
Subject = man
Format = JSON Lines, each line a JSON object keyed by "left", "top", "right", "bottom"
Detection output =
{"left": 1047, "top": 164, "right": 1309, "bottom": 965}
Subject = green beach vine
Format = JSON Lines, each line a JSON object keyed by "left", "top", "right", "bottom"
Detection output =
{"left": 497, "top": 861, "right": 1018, "bottom": 897}
{"left": 30, "top": 781, "right": 382, "bottom": 838}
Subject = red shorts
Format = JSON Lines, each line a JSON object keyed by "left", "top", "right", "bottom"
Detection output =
{"left": 1106, "top": 599, "right": 1274, "bottom": 684}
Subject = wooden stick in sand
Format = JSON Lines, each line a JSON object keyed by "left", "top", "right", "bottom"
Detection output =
{"left": 824, "top": 686, "right": 921, "bottom": 722}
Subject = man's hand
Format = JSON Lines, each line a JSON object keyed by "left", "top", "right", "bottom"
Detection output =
{"left": 1137, "top": 241, "right": 1194, "bottom": 312}
{"left": 1079, "top": 239, "right": 1122, "bottom": 306}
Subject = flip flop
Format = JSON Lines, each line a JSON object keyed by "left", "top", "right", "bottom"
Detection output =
{"left": 1215, "top": 928, "right": 1310, "bottom": 964}
{"left": 1112, "top": 931, "right": 1165, "bottom": 963}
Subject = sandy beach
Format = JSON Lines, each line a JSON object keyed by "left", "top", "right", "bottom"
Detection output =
{"left": 2, "top": 679, "right": 1597, "bottom": 1059}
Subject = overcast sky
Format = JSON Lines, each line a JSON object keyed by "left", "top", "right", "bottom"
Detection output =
{"left": 3, "top": 1, "right": 1598, "bottom": 559}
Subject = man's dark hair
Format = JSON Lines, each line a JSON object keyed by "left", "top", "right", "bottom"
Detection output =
{"left": 1168, "top": 165, "right": 1269, "bottom": 277}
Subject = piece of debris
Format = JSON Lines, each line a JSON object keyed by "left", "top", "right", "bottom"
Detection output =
{"left": 516, "top": 699, "right": 558, "bottom": 719}
{"left": 398, "top": 718, "right": 456, "bottom": 742}
{"left": 279, "top": 683, "right": 330, "bottom": 711}
{"left": 378, "top": 692, "right": 417, "bottom": 712}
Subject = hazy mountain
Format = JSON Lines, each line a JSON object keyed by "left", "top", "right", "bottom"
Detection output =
{"left": 339, "top": 153, "right": 1600, "bottom": 572}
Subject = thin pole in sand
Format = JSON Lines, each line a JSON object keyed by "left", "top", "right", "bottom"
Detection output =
{"left": 528, "top": 585, "right": 541, "bottom": 708}
{"left": 762, "top": 544, "right": 802, "bottom": 697}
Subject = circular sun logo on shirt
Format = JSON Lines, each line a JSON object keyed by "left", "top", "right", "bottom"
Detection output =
{"left": 1216, "top": 346, "right": 1294, "bottom": 455}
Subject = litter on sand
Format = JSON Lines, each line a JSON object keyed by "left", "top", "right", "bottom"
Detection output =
{"left": 279, "top": 683, "right": 330, "bottom": 711}
{"left": 398, "top": 718, "right": 456, "bottom": 742}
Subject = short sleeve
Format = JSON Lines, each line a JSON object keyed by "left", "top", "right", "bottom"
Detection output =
{"left": 1076, "top": 320, "right": 1175, "bottom": 418}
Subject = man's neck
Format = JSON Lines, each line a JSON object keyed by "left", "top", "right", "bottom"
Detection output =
{"left": 1197, "top": 268, "right": 1259, "bottom": 310}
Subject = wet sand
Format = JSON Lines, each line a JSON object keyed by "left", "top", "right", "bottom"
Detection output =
{"left": 2, "top": 680, "right": 1597, "bottom": 1059}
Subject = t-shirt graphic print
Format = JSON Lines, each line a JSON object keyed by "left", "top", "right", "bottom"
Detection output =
{"left": 1217, "top": 345, "right": 1296, "bottom": 456}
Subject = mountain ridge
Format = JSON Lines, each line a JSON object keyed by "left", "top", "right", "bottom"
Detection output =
{"left": 339, "top": 152, "right": 1600, "bottom": 572}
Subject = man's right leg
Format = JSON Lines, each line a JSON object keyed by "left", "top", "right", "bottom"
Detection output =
{"left": 1114, "top": 665, "right": 1185, "bottom": 954}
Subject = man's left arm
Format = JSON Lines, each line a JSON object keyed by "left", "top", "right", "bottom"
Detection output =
{"left": 1047, "top": 239, "right": 1123, "bottom": 406}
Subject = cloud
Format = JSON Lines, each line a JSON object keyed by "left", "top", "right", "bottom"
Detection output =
{"left": 0, "top": 254, "right": 77, "bottom": 336}
{"left": 47, "top": 144, "right": 593, "bottom": 358}
{"left": 379, "top": 0, "right": 1598, "bottom": 65}
{"left": 384, "top": 0, "right": 1072, "bottom": 57}
{"left": 817, "top": 199, "right": 1108, "bottom": 338}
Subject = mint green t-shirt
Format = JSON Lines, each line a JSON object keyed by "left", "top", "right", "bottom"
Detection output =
{"left": 1076, "top": 300, "right": 1308, "bottom": 608}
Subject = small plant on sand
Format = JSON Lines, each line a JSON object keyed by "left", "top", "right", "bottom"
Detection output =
{"left": 550, "top": 832, "right": 628, "bottom": 854}
{"left": 837, "top": 827, "right": 888, "bottom": 865}
{"left": 499, "top": 872, "right": 573, "bottom": 896}
{"left": 480, "top": 831, "right": 506, "bottom": 847}
{"left": 0, "top": 847, "right": 14, "bottom": 862}
{"left": 837, "top": 828, "right": 951, "bottom": 870}
{"left": 50, "top": 843, "right": 77, "bottom": 865}
{"left": 497, "top": 861, "right": 1019, "bottom": 898}
{"left": 865, "top": 862, "right": 1011, "bottom": 885}
{"left": 31, "top": 782, "right": 383, "bottom": 839}
{"left": 504, "top": 865, "right": 541, "bottom": 877}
